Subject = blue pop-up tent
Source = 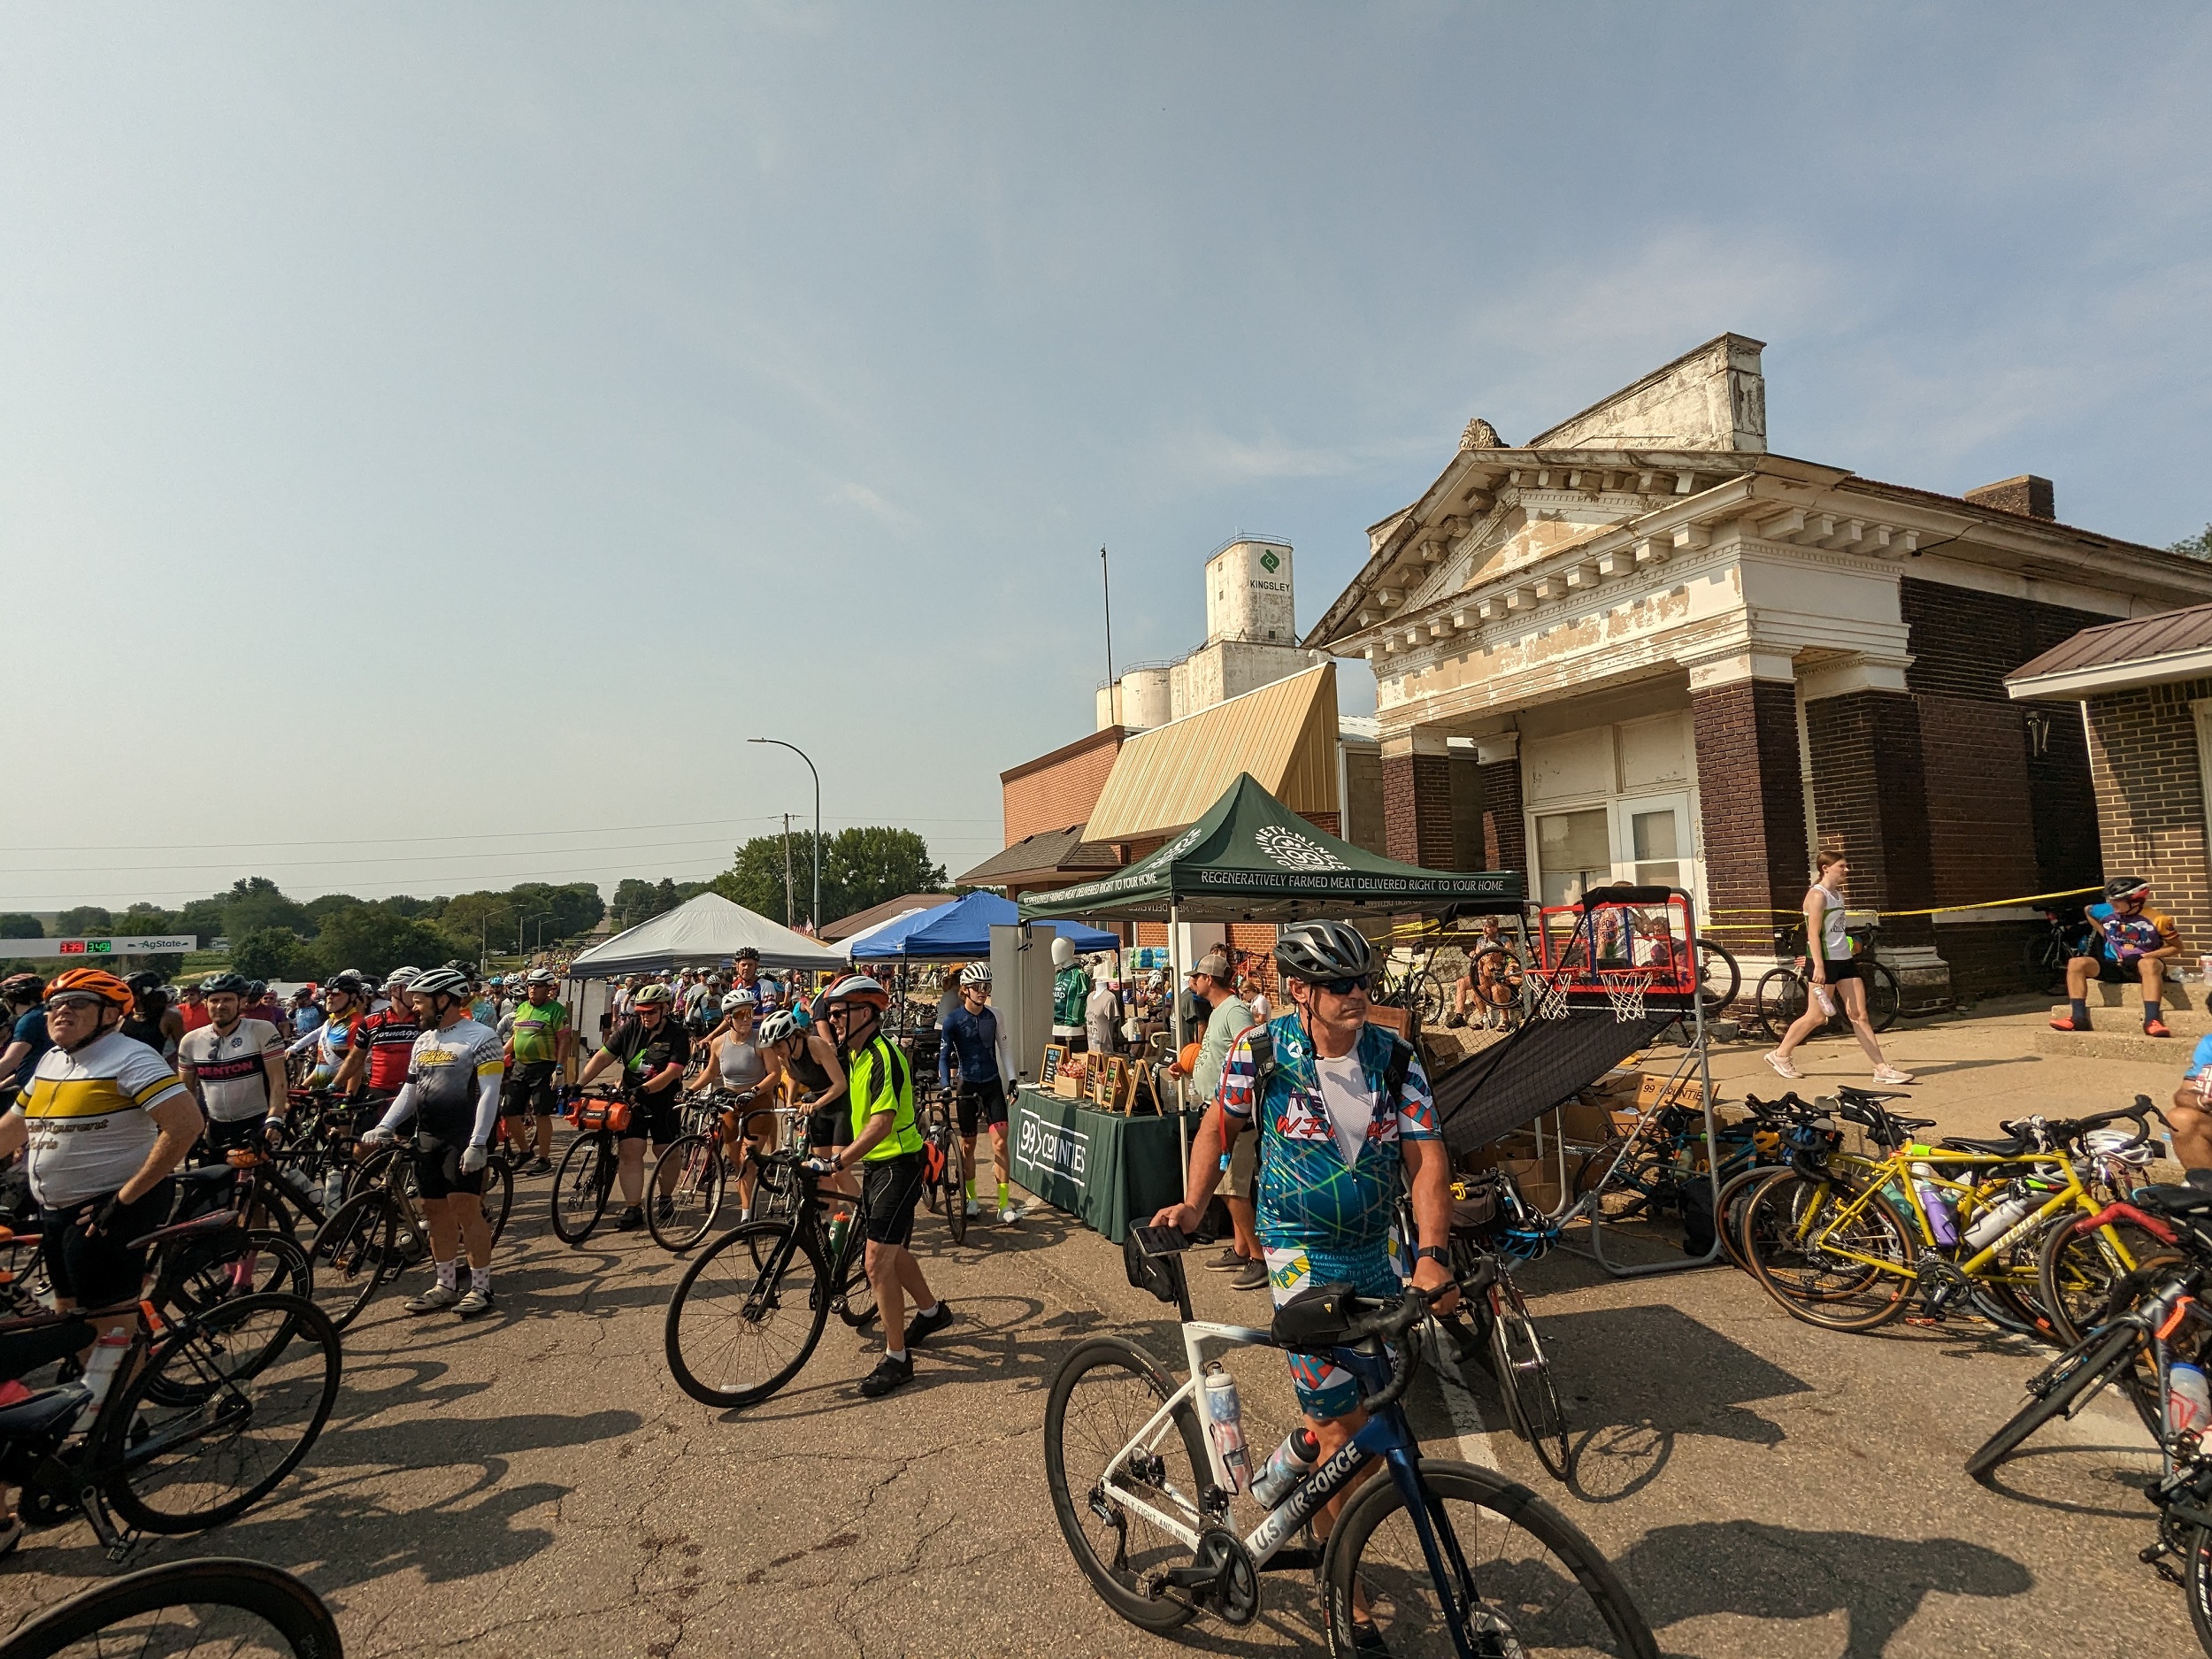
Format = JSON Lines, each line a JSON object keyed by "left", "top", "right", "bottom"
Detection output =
{"left": 848, "top": 890, "right": 1118, "bottom": 961}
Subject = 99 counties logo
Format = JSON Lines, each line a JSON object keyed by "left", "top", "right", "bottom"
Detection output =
{"left": 1255, "top": 825, "right": 1348, "bottom": 872}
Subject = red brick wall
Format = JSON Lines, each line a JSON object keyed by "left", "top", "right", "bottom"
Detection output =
{"left": 1917, "top": 695, "right": 2039, "bottom": 905}
{"left": 1001, "top": 729, "right": 1125, "bottom": 846}
{"left": 1804, "top": 689, "right": 1936, "bottom": 947}
{"left": 1690, "top": 680, "right": 1809, "bottom": 952}
{"left": 1479, "top": 758, "right": 1525, "bottom": 876}
{"left": 1383, "top": 752, "right": 1455, "bottom": 869}
{"left": 1899, "top": 580, "right": 2110, "bottom": 703}
{"left": 2086, "top": 677, "right": 2212, "bottom": 953}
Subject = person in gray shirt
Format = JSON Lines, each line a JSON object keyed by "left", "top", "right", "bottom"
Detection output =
{"left": 1187, "top": 950, "right": 1262, "bottom": 1289}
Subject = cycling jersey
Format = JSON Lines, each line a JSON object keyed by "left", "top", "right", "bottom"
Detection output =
{"left": 509, "top": 997, "right": 567, "bottom": 1065}
{"left": 9, "top": 1030, "right": 191, "bottom": 1207}
{"left": 179, "top": 1018, "right": 284, "bottom": 1124}
{"left": 2087, "top": 900, "right": 2182, "bottom": 962}
{"left": 291, "top": 1011, "right": 358, "bottom": 1088}
{"left": 1052, "top": 964, "right": 1090, "bottom": 1038}
{"left": 356, "top": 1007, "right": 421, "bottom": 1094}
{"left": 405, "top": 1018, "right": 505, "bottom": 1141}
{"left": 1218, "top": 1014, "right": 1437, "bottom": 1254}
{"left": 599, "top": 1016, "right": 691, "bottom": 1095}
{"left": 939, "top": 1003, "right": 1007, "bottom": 1087}
{"left": 846, "top": 1033, "right": 922, "bottom": 1161}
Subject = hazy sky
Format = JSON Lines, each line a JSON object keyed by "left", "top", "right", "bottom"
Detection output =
{"left": 6, "top": 4, "right": 2208, "bottom": 914}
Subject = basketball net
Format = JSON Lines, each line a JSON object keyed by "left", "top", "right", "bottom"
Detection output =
{"left": 1598, "top": 970, "right": 1655, "bottom": 1023}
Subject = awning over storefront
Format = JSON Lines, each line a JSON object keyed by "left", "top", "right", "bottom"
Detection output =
{"left": 1018, "top": 772, "right": 1521, "bottom": 924}
{"left": 1082, "top": 663, "right": 1339, "bottom": 843}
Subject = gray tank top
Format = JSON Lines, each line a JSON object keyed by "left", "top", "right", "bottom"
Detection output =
{"left": 718, "top": 1036, "right": 768, "bottom": 1094}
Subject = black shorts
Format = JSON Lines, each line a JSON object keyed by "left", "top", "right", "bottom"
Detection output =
{"left": 203, "top": 1114, "right": 266, "bottom": 1157}
{"left": 40, "top": 1179, "right": 175, "bottom": 1310}
{"left": 955, "top": 1078, "right": 1009, "bottom": 1135}
{"left": 2095, "top": 955, "right": 2157, "bottom": 983}
{"left": 349, "top": 1093, "right": 396, "bottom": 1138}
{"left": 808, "top": 1102, "right": 854, "bottom": 1149}
{"left": 1813, "top": 958, "right": 1860, "bottom": 986}
{"left": 619, "top": 1090, "right": 683, "bottom": 1147}
{"left": 503, "top": 1060, "right": 560, "bottom": 1119}
{"left": 859, "top": 1154, "right": 925, "bottom": 1248}
{"left": 413, "top": 1133, "right": 486, "bottom": 1200}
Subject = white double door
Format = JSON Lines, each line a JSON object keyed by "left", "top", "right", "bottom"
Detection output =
{"left": 1531, "top": 790, "right": 1697, "bottom": 910}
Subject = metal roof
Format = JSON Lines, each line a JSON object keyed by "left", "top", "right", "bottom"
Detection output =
{"left": 952, "top": 826, "right": 1118, "bottom": 887}
{"left": 2005, "top": 600, "right": 2212, "bottom": 700}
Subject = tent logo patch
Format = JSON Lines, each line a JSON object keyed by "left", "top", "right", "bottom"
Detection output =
{"left": 1255, "top": 826, "right": 1348, "bottom": 872}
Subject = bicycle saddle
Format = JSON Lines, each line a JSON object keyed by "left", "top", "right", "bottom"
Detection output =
{"left": 1834, "top": 1087, "right": 1913, "bottom": 1104}
{"left": 2134, "top": 1183, "right": 2212, "bottom": 1217}
{"left": 1938, "top": 1135, "right": 2032, "bottom": 1156}
{"left": 0, "top": 1383, "right": 89, "bottom": 1439}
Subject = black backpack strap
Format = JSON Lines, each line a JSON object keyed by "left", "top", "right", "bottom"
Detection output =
{"left": 1380, "top": 1033, "right": 1417, "bottom": 1117}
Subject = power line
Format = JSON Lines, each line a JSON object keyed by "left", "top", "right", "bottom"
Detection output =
{"left": 0, "top": 811, "right": 1002, "bottom": 856}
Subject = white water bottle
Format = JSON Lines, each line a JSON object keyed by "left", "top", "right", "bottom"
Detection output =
{"left": 70, "top": 1328, "right": 134, "bottom": 1431}
{"left": 322, "top": 1165, "right": 347, "bottom": 1213}
{"left": 2170, "top": 1363, "right": 2212, "bottom": 1437}
{"left": 1248, "top": 1426, "right": 1322, "bottom": 1509}
{"left": 1201, "top": 1364, "right": 1249, "bottom": 1495}
{"left": 1962, "top": 1182, "right": 2038, "bottom": 1252}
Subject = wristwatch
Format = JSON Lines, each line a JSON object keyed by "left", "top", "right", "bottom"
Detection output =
{"left": 1414, "top": 1245, "right": 1448, "bottom": 1266}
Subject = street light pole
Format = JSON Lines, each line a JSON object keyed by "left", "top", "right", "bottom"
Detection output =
{"left": 750, "top": 737, "right": 821, "bottom": 933}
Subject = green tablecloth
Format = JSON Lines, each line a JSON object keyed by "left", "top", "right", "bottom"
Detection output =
{"left": 1011, "top": 1087, "right": 1201, "bottom": 1244}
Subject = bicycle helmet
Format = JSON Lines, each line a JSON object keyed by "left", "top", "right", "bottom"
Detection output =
{"left": 125, "top": 969, "right": 166, "bottom": 996}
{"left": 758, "top": 1010, "right": 799, "bottom": 1045}
{"left": 959, "top": 963, "right": 992, "bottom": 987}
{"left": 384, "top": 965, "right": 420, "bottom": 989}
{"left": 326, "top": 970, "right": 373, "bottom": 1001}
{"left": 201, "top": 972, "right": 251, "bottom": 996}
{"left": 632, "top": 983, "right": 675, "bottom": 1008}
{"left": 244, "top": 979, "right": 268, "bottom": 1001}
{"left": 820, "top": 973, "right": 889, "bottom": 1010}
{"left": 1, "top": 972, "right": 44, "bottom": 1005}
{"left": 408, "top": 966, "right": 472, "bottom": 1000}
{"left": 525, "top": 967, "right": 558, "bottom": 987}
{"left": 2104, "top": 875, "right": 2153, "bottom": 902}
{"left": 45, "top": 967, "right": 134, "bottom": 1010}
{"left": 719, "top": 987, "right": 758, "bottom": 1013}
{"left": 733, "top": 947, "right": 760, "bottom": 964}
{"left": 1273, "top": 919, "right": 1376, "bottom": 984}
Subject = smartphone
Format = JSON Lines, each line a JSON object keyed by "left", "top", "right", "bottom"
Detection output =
{"left": 1131, "top": 1224, "right": 1190, "bottom": 1259}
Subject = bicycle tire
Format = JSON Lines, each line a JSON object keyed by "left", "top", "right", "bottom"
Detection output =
{"left": 664, "top": 1218, "right": 830, "bottom": 1408}
{"left": 159, "top": 1230, "right": 314, "bottom": 1326}
{"left": 1754, "top": 968, "right": 1806, "bottom": 1043}
{"left": 1863, "top": 959, "right": 1902, "bottom": 1033}
{"left": 1323, "top": 1456, "right": 1657, "bottom": 1658}
{"left": 1042, "top": 1337, "right": 1210, "bottom": 1633}
{"left": 1694, "top": 940, "right": 1740, "bottom": 1016}
{"left": 1740, "top": 1169, "right": 1914, "bottom": 1332}
{"left": 648, "top": 1135, "right": 726, "bottom": 1252}
{"left": 2034, "top": 1213, "right": 2172, "bottom": 1348}
{"left": 102, "top": 1292, "right": 342, "bottom": 1534}
{"left": 1965, "top": 1319, "right": 2145, "bottom": 1483}
{"left": 1410, "top": 972, "right": 1448, "bottom": 1026}
{"left": 305, "top": 1192, "right": 401, "bottom": 1332}
{"left": 0, "top": 1556, "right": 343, "bottom": 1659}
{"left": 551, "top": 1133, "right": 610, "bottom": 1245}
{"left": 1716, "top": 1164, "right": 1774, "bottom": 1271}
{"left": 1489, "top": 1279, "right": 1571, "bottom": 1482}
{"left": 479, "top": 1154, "right": 515, "bottom": 1247}
{"left": 343, "top": 1143, "right": 402, "bottom": 1205}
{"left": 939, "top": 1125, "right": 968, "bottom": 1246}
{"left": 2185, "top": 1522, "right": 2212, "bottom": 1657}
{"left": 836, "top": 1236, "right": 878, "bottom": 1330}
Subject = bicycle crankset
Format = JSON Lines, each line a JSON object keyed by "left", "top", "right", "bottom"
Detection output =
{"left": 1165, "top": 1526, "right": 1260, "bottom": 1624}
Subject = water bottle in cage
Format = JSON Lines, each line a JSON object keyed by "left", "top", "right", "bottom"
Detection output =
{"left": 1201, "top": 1363, "right": 1250, "bottom": 1495}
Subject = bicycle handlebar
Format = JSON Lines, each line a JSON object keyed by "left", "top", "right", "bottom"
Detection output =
{"left": 1347, "top": 1286, "right": 1435, "bottom": 1416}
{"left": 1997, "top": 1099, "right": 2160, "bottom": 1152}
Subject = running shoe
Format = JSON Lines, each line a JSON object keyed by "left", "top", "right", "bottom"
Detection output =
{"left": 404, "top": 1284, "right": 464, "bottom": 1314}
{"left": 1763, "top": 1050, "right": 1801, "bottom": 1080}
{"left": 1871, "top": 1064, "right": 1916, "bottom": 1086}
{"left": 1232, "top": 1260, "right": 1270, "bottom": 1292}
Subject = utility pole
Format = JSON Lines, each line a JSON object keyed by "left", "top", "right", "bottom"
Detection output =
{"left": 782, "top": 813, "right": 795, "bottom": 929}
{"left": 1100, "top": 545, "right": 1114, "bottom": 708}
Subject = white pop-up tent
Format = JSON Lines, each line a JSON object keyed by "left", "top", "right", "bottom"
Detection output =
{"left": 566, "top": 893, "right": 844, "bottom": 978}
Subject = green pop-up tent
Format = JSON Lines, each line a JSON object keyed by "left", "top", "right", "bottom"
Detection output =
{"left": 1018, "top": 772, "right": 1521, "bottom": 925}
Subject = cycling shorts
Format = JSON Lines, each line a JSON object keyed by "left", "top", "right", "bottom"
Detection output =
{"left": 860, "top": 1153, "right": 925, "bottom": 1248}
{"left": 202, "top": 1113, "right": 267, "bottom": 1159}
{"left": 1264, "top": 1238, "right": 1403, "bottom": 1422}
{"left": 41, "top": 1180, "right": 175, "bottom": 1310}
{"left": 619, "top": 1089, "right": 683, "bottom": 1147}
{"left": 503, "top": 1060, "right": 560, "bottom": 1119}
{"left": 954, "top": 1078, "right": 1009, "bottom": 1136}
{"left": 414, "top": 1134, "right": 486, "bottom": 1200}
{"left": 808, "top": 1101, "right": 854, "bottom": 1149}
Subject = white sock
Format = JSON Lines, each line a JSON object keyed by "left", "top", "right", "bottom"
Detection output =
{"left": 435, "top": 1259, "right": 458, "bottom": 1292}
{"left": 914, "top": 1302, "right": 939, "bottom": 1318}
{"left": 884, "top": 1348, "right": 908, "bottom": 1363}
{"left": 471, "top": 1265, "right": 493, "bottom": 1298}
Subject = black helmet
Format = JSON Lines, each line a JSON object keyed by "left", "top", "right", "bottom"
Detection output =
{"left": 245, "top": 980, "right": 267, "bottom": 999}
{"left": 1274, "top": 919, "right": 1377, "bottom": 984}
{"left": 733, "top": 947, "right": 761, "bottom": 964}
{"left": 125, "top": 970, "right": 166, "bottom": 996}
{"left": 2104, "top": 875, "right": 2152, "bottom": 902}
{"left": 1, "top": 972, "right": 45, "bottom": 1004}
{"left": 326, "top": 970, "right": 373, "bottom": 1000}
{"left": 201, "top": 972, "right": 251, "bottom": 996}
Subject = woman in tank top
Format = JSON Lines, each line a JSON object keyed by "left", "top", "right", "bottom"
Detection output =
{"left": 697, "top": 991, "right": 780, "bottom": 1217}
{"left": 1765, "top": 849, "right": 1915, "bottom": 1087}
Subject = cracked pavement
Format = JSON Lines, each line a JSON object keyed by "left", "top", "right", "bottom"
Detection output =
{"left": 1, "top": 1079, "right": 2203, "bottom": 1657}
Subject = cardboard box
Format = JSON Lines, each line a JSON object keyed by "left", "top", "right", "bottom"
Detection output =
{"left": 1637, "top": 1071, "right": 1707, "bottom": 1111}
{"left": 1497, "top": 1156, "right": 1565, "bottom": 1217}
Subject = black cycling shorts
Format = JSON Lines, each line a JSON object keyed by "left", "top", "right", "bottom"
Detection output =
{"left": 413, "top": 1134, "right": 486, "bottom": 1201}
{"left": 619, "top": 1090, "right": 683, "bottom": 1147}
{"left": 859, "top": 1153, "right": 925, "bottom": 1248}
{"left": 202, "top": 1113, "right": 266, "bottom": 1158}
{"left": 808, "top": 1102, "right": 854, "bottom": 1149}
{"left": 955, "top": 1077, "right": 1009, "bottom": 1136}
{"left": 503, "top": 1060, "right": 561, "bottom": 1119}
{"left": 41, "top": 1179, "right": 175, "bottom": 1310}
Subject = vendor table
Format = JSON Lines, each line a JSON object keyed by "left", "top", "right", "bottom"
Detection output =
{"left": 1010, "top": 1087, "right": 1201, "bottom": 1245}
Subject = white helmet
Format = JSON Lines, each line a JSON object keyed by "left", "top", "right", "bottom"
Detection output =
{"left": 384, "top": 966, "right": 420, "bottom": 990}
{"left": 959, "top": 963, "right": 992, "bottom": 987}
{"left": 721, "top": 987, "right": 758, "bottom": 1013}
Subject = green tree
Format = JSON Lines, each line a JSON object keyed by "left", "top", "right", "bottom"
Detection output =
{"left": 2175, "top": 525, "right": 2212, "bottom": 561}
{"left": 382, "top": 895, "right": 436, "bottom": 918}
{"left": 710, "top": 826, "right": 945, "bottom": 930}
{"left": 303, "top": 894, "right": 363, "bottom": 926}
{"left": 307, "top": 905, "right": 461, "bottom": 982}
{"left": 116, "top": 902, "right": 178, "bottom": 935}
{"left": 232, "top": 927, "right": 313, "bottom": 982}
{"left": 55, "top": 905, "right": 113, "bottom": 936}
{"left": 223, "top": 877, "right": 312, "bottom": 941}
{"left": 0, "top": 914, "right": 42, "bottom": 941}
{"left": 173, "top": 896, "right": 231, "bottom": 944}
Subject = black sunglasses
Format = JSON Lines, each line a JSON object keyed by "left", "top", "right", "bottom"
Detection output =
{"left": 1309, "top": 975, "right": 1371, "bottom": 996}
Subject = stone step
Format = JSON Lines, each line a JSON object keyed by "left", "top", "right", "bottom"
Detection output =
{"left": 2048, "top": 1004, "right": 2211, "bottom": 1036}
{"left": 2079, "top": 979, "right": 2204, "bottom": 1014}
{"left": 2034, "top": 1026, "right": 2200, "bottom": 1066}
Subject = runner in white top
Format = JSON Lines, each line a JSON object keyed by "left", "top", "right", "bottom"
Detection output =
{"left": 177, "top": 972, "right": 290, "bottom": 1156}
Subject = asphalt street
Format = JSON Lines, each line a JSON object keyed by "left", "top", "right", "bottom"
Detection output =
{"left": 3, "top": 1011, "right": 2202, "bottom": 1657}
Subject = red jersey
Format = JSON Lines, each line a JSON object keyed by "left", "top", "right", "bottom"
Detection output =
{"left": 357, "top": 1006, "right": 421, "bottom": 1093}
{"left": 179, "top": 1002, "right": 211, "bottom": 1034}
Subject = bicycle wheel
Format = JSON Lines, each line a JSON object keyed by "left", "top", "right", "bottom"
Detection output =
{"left": 1740, "top": 1169, "right": 1914, "bottom": 1332}
{"left": 344, "top": 1143, "right": 401, "bottom": 1203}
{"left": 1042, "top": 1337, "right": 1210, "bottom": 1633}
{"left": 1694, "top": 940, "right": 1740, "bottom": 1016}
{"left": 649, "top": 1135, "right": 726, "bottom": 1252}
{"left": 1324, "top": 1457, "right": 1657, "bottom": 1657}
{"left": 1862, "top": 960, "right": 1902, "bottom": 1032}
{"left": 1760, "top": 969, "right": 1812, "bottom": 1044}
{"left": 1488, "top": 1278, "right": 1571, "bottom": 1481}
{"left": 102, "top": 1293, "right": 342, "bottom": 1533}
{"left": 160, "top": 1230, "right": 314, "bottom": 1325}
{"left": 1715, "top": 1164, "right": 1776, "bottom": 1271}
{"left": 304, "top": 1193, "right": 401, "bottom": 1332}
{"left": 935, "top": 1125, "right": 969, "bottom": 1246}
{"left": 2184, "top": 1522, "right": 2212, "bottom": 1658}
{"left": 0, "top": 1557, "right": 342, "bottom": 1659}
{"left": 2039, "top": 1211, "right": 2169, "bottom": 1344}
{"left": 1965, "top": 1319, "right": 2146, "bottom": 1483}
{"left": 664, "top": 1218, "right": 830, "bottom": 1408}
{"left": 1409, "top": 972, "right": 1448, "bottom": 1026}
{"left": 552, "top": 1133, "right": 610, "bottom": 1245}
{"left": 834, "top": 1235, "right": 879, "bottom": 1330}
{"left": 478, "top": 1155, "right": 515, "bottom": 1246}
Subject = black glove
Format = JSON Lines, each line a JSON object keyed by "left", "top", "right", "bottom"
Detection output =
{"left": 77, "top": 1194, "right": 125, "bottom": 1238}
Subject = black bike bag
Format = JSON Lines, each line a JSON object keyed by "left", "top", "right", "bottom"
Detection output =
{"left": 1271, "top": 1279, "right": 1360, "bottom": 1352}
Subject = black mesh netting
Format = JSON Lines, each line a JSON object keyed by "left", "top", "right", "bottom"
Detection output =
{"left": 1433, "top": 998, "right": 1690, "bottom": 1156}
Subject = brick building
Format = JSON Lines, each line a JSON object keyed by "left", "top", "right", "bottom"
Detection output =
{"left": 2007, "top": 603, "right": 2212, "bottom": 958}
{"left": 1306, "top": 334, "right": 2212, "bottom": 999}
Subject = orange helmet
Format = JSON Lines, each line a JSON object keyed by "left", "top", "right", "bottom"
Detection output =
{"left": 44, "top": 967, "right": 134, "bottom": 1010}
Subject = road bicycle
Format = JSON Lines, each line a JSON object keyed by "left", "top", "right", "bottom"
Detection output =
{"left": 0, "top": 1556, "right": 344, "bottom": 1658}
{"left": 550, "top": 1087, "right": 635, "bottom": 1245}
{"left": 0, "top": 1256, "right": 341, "bottom": 1557}
{"left": 308, "top": 1133, "right": 514, "bottom": 1330}
{"left": 648, "top": 1092, "right": 747, "bottom": 1252}
{"left": 1737, "top": 1092, "right": 2160, "bottom": 1337}
{"left": 1373, "top": 943, "right": 1450, "bottom": 1027}
{"left": 2023, "top": 902, "right": 2093, "bottom": 994}
{"left": 918, "top": 1081, "right": 967, "bottom": 1244}
{"left": 1044, "top": 1228, "right": 1656, "bottom": 1655}
{"left": 1753, "top": 920, "right": 1902, "bottom": 1042}
{"left": 662, "top": 1149, "right": 879, "bottom": 1409}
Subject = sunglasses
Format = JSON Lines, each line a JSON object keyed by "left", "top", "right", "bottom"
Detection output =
{"left": 45, "top": 994, "right": 106, "bottom": 1012}
{"left": 1310, "top": 975, "right": 1371, "bottom": 997}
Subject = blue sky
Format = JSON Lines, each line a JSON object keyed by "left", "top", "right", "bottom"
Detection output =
{"left": 5, "top": 4, "right": 2208, "bottom": 913}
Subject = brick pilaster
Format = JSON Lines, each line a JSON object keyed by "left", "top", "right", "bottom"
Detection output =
{"left": 1804, "top": 689, "right": 1937, "bottom": 948}
{"left": 1383, "top": 752, "right": 1455, "bottom": 870}
{"left": 1691, "top": 680, "right": 1809, "bottom": 949}
{"left": 1479, "top": 758, "right": 1525, "bottom": 877}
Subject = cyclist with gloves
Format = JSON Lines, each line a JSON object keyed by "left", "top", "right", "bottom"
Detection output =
{"left": 359, "top": 965, "right": 505, "bottom": 1318}
{"left": 572, "top": 981, "right": 691, "bottom": 1232}
{"left": 939, "top": 963, "right": 1018, "bottom": 1223}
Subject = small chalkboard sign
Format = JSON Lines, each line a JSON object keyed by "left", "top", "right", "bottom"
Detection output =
{"left": 1094, "top": 1054, "right": 1129, "bottom": 1112}
{"left": 1040, "top": 1043, "right": 1066, "bottom": 1087}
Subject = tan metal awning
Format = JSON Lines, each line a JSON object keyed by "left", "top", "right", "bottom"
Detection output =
{"left": 1083, "top": 663, "right": 1340, "bottom": 843}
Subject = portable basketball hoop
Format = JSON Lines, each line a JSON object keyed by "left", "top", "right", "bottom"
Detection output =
{"left": 1597, "top": 969, "right": 1655, "bottom": 1023}
{"left": 1531, "top": 969, "right": 1573, "bottom": 1022}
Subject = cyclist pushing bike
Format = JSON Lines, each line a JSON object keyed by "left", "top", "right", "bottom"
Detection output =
{"left": 1151, "top": 919, "right": 1457, "bottom": 1651}
{"left": 572, "top": 982, "right": 691, "bottom": 1232}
